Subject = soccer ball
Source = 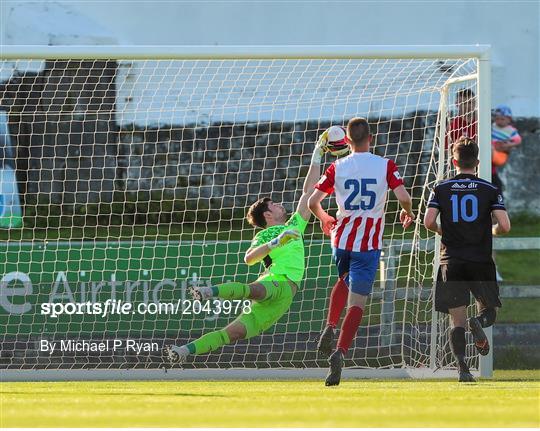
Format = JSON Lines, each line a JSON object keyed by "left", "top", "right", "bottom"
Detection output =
{"left": 326, "top": 125, "right": 350, "bottom": 157}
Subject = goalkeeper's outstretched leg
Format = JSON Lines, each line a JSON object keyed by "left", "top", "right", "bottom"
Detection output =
{"left": 164, "top": 276, "right": 296, "bottom": 367}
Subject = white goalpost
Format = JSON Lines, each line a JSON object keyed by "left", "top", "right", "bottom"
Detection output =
{"left": 0, "top": 45, "right": 491, "bottom": 381}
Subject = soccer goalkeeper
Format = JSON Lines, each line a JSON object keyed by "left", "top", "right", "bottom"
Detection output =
{"left": 164, "top": 131, "right": 331, "bottom": 366}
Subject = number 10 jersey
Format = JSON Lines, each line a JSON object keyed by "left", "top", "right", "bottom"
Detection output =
{"left": 427, "top": 173, "right": 506, "bottom": 263}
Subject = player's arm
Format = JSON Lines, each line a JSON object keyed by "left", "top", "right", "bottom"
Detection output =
{"left": 244, "top": 230, "right": 300, "bottom": 265}
{"left": 295, "top": 160, "right": 322, "bottom": 221}
{"left": 424, "top": 185, "right": 442, "bottom": 235}
{"left": 308, "top": 188, "right": 335, "bottom": 237}
{"left": 424, "top": 207, "right": 442, "bottom": 235}
{"left": 492, "top": 210, "right": 511, "bottom": 235}
{"left": 490, "top": 186, "right": 511, "bottom": 235}
{"left": 308, "top": 153, "right": 336, "bottom": 236}
{"left": 394, "top": 185, "right": 414, "bottom": 229}
{"left": 387, "top": 160, "right": 414, "bottom": 229}
{"left": 490, "top": 188, "right": 511, "bottom": 235}
{"left": 295, "top": 131, "right": 329, "bottom": 221}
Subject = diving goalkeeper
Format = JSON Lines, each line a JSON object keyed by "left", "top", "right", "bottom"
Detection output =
{"left": 164, "top": 131, "right": 331, "bottom": 366}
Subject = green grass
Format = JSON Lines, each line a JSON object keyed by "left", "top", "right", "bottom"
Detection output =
{"left": 498, "top": 298, "right": 540, "bottom": 323}
{"left": 496, "top": 250, "right": 540, "bottom": 285}
{"left": 1, "top": 370, "right": 538, "bottom": 427}
{"left": 496, "top": 347, "right": 540, "bottom": 370}
{"left": 1, "top": 214, "right": 538, "bottom": 285}
{"left": 362, "top": 297, "right": 540, "bottom": 325}
{"left": 507, "top": 213, "right": 540, "bottom": 237}
{"left": 3, "top": 213, "right": 537, "bottom": 241}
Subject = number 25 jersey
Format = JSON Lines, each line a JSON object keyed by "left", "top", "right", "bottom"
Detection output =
{"left": 315, "top": 152, "right": 404, "bottom": 252}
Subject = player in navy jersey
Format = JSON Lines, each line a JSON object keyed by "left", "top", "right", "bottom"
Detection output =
{"left": 309, "top": 117, "right": 415, "bottom": 386}
{"left": 424, "top": 137, "right": 511, "bottom": 382}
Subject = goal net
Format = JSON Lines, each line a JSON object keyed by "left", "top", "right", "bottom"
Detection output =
{"left": 0, "top": 48, "right": 486, "bottom": 377}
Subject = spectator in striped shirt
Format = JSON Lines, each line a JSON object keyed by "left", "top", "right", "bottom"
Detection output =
{"left": 491, "top": 104, "right": 522, "bottom": 281}
{"left": 491, "top": 104, "right": 522, "bottom": 194}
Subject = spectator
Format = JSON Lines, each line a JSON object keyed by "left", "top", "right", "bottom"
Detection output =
{"left": 491, "top": 104, "right": 522, "bottom": 282}
{"left": 491, "top": 104, "right": 522, "bottom": 194}
{"left": 446, "top": 88, "right": 477, "bottom": 150}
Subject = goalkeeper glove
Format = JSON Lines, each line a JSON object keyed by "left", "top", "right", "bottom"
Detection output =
{"left": 267, "top": 229, "right": 301, "bottom": 250}
{"left": 311, "top": 130, "right": 329, "bottom": 165}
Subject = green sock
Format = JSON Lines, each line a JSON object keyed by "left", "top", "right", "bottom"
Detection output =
{"left": 186, "top": 329, "right": 231, "bottom": 355}
{"left": 214, "top": 281, "right": 251, "bottom": 299}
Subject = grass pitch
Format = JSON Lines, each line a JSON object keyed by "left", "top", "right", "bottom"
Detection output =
{"left": 1, "top": 370, "right": 538, "bottom": 427}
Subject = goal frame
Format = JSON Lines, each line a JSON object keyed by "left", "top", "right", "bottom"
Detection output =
{"left": 0, "top": 44, "right": 492, "bottom": 381}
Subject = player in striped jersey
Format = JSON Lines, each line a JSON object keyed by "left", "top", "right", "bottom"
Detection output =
{"left": 308, "top": 117, "right": 415, "bottom": 386}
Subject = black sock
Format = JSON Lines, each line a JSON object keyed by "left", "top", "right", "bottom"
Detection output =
{"left": 450, "top": 327, "right": 468, "bottom": 372}
{"left": 477, "top": 308, "right": 496, "bottom": 328}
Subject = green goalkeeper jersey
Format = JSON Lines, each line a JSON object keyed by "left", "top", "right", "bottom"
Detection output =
{"left": 250, "top": 212, "right": 309, "bottom": 283}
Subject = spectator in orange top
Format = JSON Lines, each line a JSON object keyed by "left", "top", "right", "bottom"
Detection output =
{"left": 490, "top": 104, "right": 522, "bottom": 282}
{"left": 491, "top": 104, "right": 522, "bottom": 195}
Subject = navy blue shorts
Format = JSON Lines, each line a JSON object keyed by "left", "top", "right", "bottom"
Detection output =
{"left": 332, "top": 248, "right": 381, "bottom": 295}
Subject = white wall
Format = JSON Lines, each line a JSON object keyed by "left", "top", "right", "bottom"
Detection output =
{"left": 1, "top": 0, "right": 539, "bottom": 116}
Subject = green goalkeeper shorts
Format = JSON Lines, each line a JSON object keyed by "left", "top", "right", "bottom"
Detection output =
{"left": 234, "top": 273, "right": 296, "bottom": 339}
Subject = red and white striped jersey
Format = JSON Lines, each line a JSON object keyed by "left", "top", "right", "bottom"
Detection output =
{"left": 315, "top": 152, "right": 404, "bottom": 252}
